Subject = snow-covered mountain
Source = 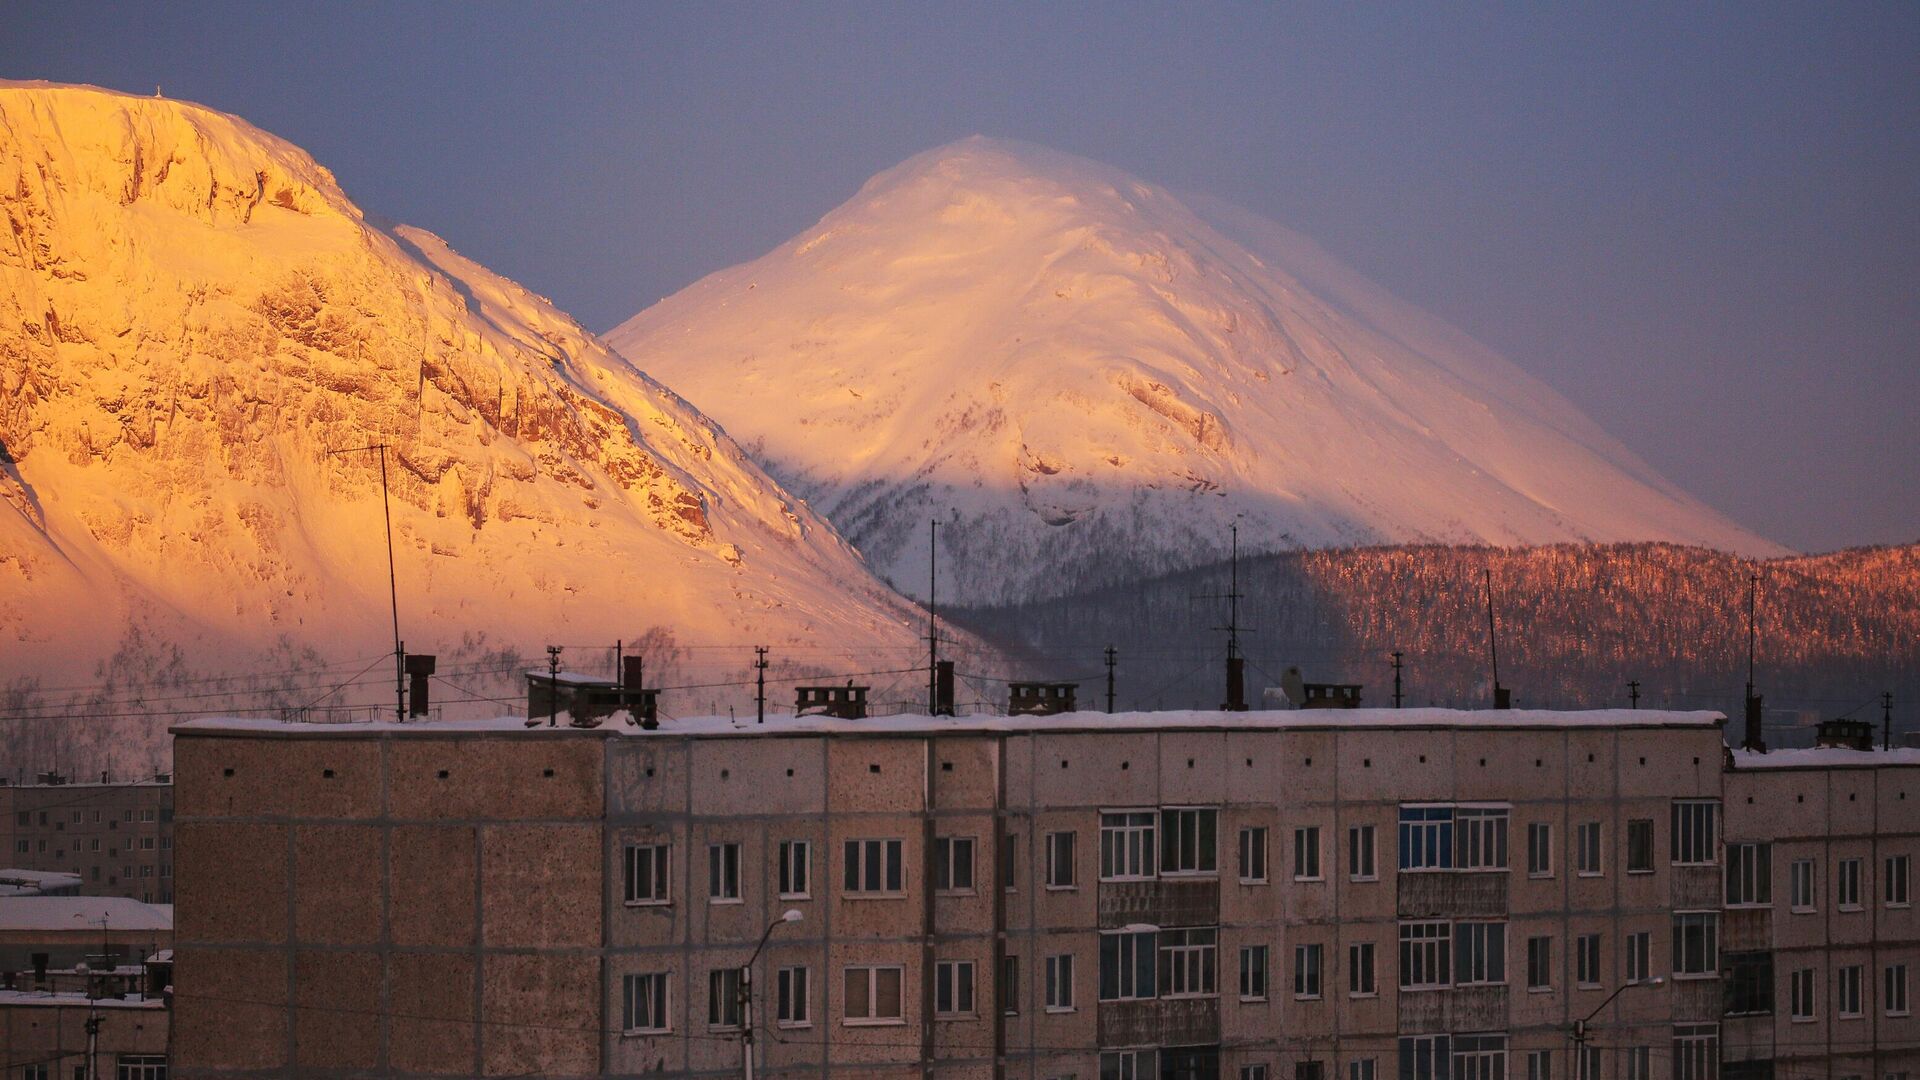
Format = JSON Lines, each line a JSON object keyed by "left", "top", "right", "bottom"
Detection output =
{"left": 0, "top": 81, "right": 933, "bottom": 697}
{"left": 609, "top": 137, "right": 1784, "bottom": 606}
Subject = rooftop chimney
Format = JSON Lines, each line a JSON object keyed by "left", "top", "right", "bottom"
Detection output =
{"left": 404, "top": 654, "right": 436, "bottom": 718}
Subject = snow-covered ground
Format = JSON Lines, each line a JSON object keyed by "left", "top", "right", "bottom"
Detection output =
{"left": 609, "top": 137, "right": 1784, "bottom": 606}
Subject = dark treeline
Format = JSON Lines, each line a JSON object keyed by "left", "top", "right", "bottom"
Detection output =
{"left": 951, "top": 542, "right": 1920, "bottom": 744}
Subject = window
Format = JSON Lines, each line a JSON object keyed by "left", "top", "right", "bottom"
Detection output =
{"left": 776, "top": 965, "right": 809, "bottom": 1026}
{"left": 1838, "top": 964, "right": 1864, "bottom": 1018}
{"left": 1399, "top": 807, "right": 1453, "bottom": 871}
{"left": 1453, "top": 1034, "right": 1508, "bottom": 1080}
{"left": 1887, "top": 962, "right": 1910, "bottom": 1016}
{"left": 1624, "top": 1047, "right": 1649, "bottom": 1080}
{"left": 1626, "top": 931, "right": 1651, "bottom": 984}
{"left": 1671, "top": 1024, "right": 1719, "bottom": 1080}
{"left": 1045, "top": 830, "right": 1076, "bottom": 888}
{"left": 778, "top": 840, "right": 810, "bottom": 898}
{"left": 1045, "top": 953, "right": 1075, "bottom": 1010}
{"left": 1671, "top": 801, "right": 1717, "bottom": 866}
{"left": 1100, "top": 812, "right": 1156, "bottom": 880}
{"left": 1454, "top": 922, "right": 1506, "bottom": 985}
{"left": 1839, "top": 857, "right": 1863, "bottom": 909}
{"left": 1456, "top": 807, "right": 1509, "bottom": 870}
{"left": 1576, "top": 822, "right": 1602, "bottom": 876}
{"left": 1161, "top": 808, "right": 1217, "bottom": 874}
{"left": 1351, "top": 1059, "right": 1377, "bottom": 1080}
{"left": 1239, "top": 826, "right": 1268, "bottom": 882}
{"left": 1294, "top": 826, "right": 1322, "bottom": 880}
{"left": 1099, "top": 929, "right": 1157, "bottom": 1000}
{"left": 624, "top": 843, "right": 670, "bottom": 905}
{"left": 1672, "top": 912, "right": 1719, "bottom": 976}
{"left": 708, "top": 843, "right": 740, "bottom": 902}
{"left": 622, "top": 972, "right": 669, "bottom": 1033}
{"left": 114, "top": 1060, "right": 168, "bottom": 1080}
{"left": 1159, "top": 927, "right": 1218, "bottom": 997}
{"left": 1726, "top": 843, "right": 1772, "bottom": 906}
{"left": 1297, "top": 1066, "right": 1324, "bottom": 1080}
{"left": 934, "top": 959, "right": 975, "bottom": 1016}
{"left": 1242, "top": 1068, "right": 1270, "bottom": 1080}
{"left": 1576, "top": 933, "right": 1601, "bottom": 988}
{"left": 842, "top": 965, "right": 904, "bottom": 1024}
{"left": 844, "top": 838, "right": 904, "bottom": 894}
{"left": 1724, "top": 951, "right": 1772, "bottom": 1016}
{"left": 934, "top": 836, "right": 976, "bottom": 893}
{"left": 709, "top": 968, "right": 742, "bottom": 1028}
{"left": 1399, "top": 921, "right": 1451, "bottom": 990}
{"left": 1527, "top": 936, "right": 1553, "bottom": 990}
{"left": 1400, "top": 1035, "right": 1451, "bottom": 1080}
{"left": 1350, "top": 824, "right": 1377, "bottom": 880}
{"left": 1526, "top": 1050, "right": 1552, "bottom": 1080}
{"left": 1574, "top": 1046, "right": 1600, "bottom": 1080}
{"left": 1887, "top": 854, "right": 1911, "bottom": 906}
{"left": 1102, "top": 1051, "right": 1153, "bottom": 1080}
{"left": 1239, "top": 944, "right": 1269, "bottom": 1000}
{"left": 1294, "top": 943, "right": 1323, "bottom": 998}
{"left": 1790, "top": 966, "right": 1816, "bottom": 1020}
{"left": 1790, "top": 858, "right": 1816, "bottom": 911}
{"left": 1350, "top": 941, "right": 1376, "bottom": 997}
{"left": 1001, "top": 955, "right": 1019, "bottom": 1015}
{"left": 1527, "top": 822, "right": 1552, "bottom": 877}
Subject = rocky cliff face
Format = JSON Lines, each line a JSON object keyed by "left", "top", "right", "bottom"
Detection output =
{"left": 610, "top": 137, "right": 1783, "bottom": 606}
{"left": 0, "top": 81, "right": 929, "bottom": 698}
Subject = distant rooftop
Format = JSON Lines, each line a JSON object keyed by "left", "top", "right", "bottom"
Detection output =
{"left": 0, "top": 896, "right": 173, "bottom": 934}
{"left": 1731, "top": 746, "right": 1920, "bottom": 770}
{"left": 177, "top": 706, "right": 1727, "bottom": 739}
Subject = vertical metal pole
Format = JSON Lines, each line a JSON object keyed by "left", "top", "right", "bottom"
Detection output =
{"left": 741, "top": 966, "right": 755, "bottom": 1080}
{"left": 1391, "top": 651, "right": 1404, "bottom": 709}
{"left": 928, "top": 520, "right": 938, "bottom": 716}
{"left": 547, "top": 646, "right": 561, "bottom": 727}
{"left": 1104, "top": 645, "right": 1117, "bottom": 713}
{"left": 378, "top": 446, "right": 404, "bottom": 724}
{"left": 1886, "top": 691, "right": 1895, "bottom": 751}
{"left": 756, "top": 647, "right": 768, "bottom": 725}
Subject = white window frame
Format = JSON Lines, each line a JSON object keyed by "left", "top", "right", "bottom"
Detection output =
{"left": 1239, "top": 943, "right": 1268, "bottom": 1001}
{"left": 1791, "top": 966, "right": 1817, "bottom": 1021}
{"left": 1576, "top": 932, "right": 1602, "bottom": 989}
{"left": 1453, "top": 1034, "right": 1508, "bottom": 1080}
{"left": 1159, "top": 927, "right": 1218, "bottom": 998}
{"left": 1671, "top": 800, "right": 1718, "bottom": 866}
{"left": 1239, "top": 826, "right": 1268, "bottom": 884}
{"left": 624, "top": 843, "right": 670, "bottom": 906}
{"left": 1294, "top": 942, "right": 1323, "bottom": 999}
{"left": 1099, "top": 810, "right": 1156, "bottom": 881}
{"left": 1349, "top": 941, "right": 1376, "bottom": 998}
{"left": 1631, "top": 815, "right": 1658, "bottom": 872}
{"left": 709, "top": 968, "right": 743, "bottom": 1029}
{"left": 1294, "top": 826, "right": 1322, "bottom": 881}
{"left": 1160, "top": 806, "right": 1218, "bottom": 876}
{"left": 708, "top": 842, "right": 741, "bottom": 904}
{"left": 1456, "top": 806, "right": 1509, "bottom": 871}
{"left": 1525, "top": 1049, "right": 1552, "bottom": 1080}
{"left": 1045, "top": 953, "right": 1075, "bottom": 1011}
{"left": 1726, "top": 842, "right": 1772, "bottom": 907}
{"left": 934, "top": 835, "right": 976, "bottom": 894}
{"left": 622, "top": 971, "right": 670, "bottom": 1034}
{"left": 1454, "top": 921, "right": 1506, "bottom": 986}
{"left": 1626, "top": 930, "right": 1651, "bottom": 984}
{"left": 1399, "top": 920, "right": 1451, "bottom": 991}
{"left": 1838, "top": 963, "right": 1864, "bottom": 1018}
{"left": 1349, "top": 824, "right": 1377, "bottom": 881}
{"left": 1887, "top": 854, "right": 1911, "bottom": 907}
{"left": 1399, "top": 806, "right": 1453, "bottom": 872}
{"left": 1351, "top": 1059, "right": 1378, "bottom": 1080}
{"left": 1576, "top": 821, "right": 1603, "bottom": 877}
{"left": 1671, "top": 1024, "right": 1718, "bottom": 1080}
{"left": 1527, "top": 822, "right": 1552, "bottom": 878}
{"left": 1672, "top": 911, "right": 1719, "bottom": 978}
{"left": 778, "top": 839, "right": 810, "bottom": 899}
{"left": 1100, "top": 928, "right": 1158, "bottom": 1001}
{"left": 1887, "top": 962, "right": 1910, "bottom": 1017}
{"left": 777, "top": 964, "right": 810, "bottom": 1027}
{"left": 1790, "top": 857, "right": 1817, "bottom": 912}
{"left": 1527, "top": 935, "right": 1553, "bottom": 991}
{"left": 843, "top": 838, "right": 905, "bottom": 896}
{"left": 1045, "top": 830, "right": 1077, "bottom": 889}
{"left": 842, "top": 964, "right": 905, "bottom": 1025}
{"left": 1101, "top": 1050, "right": 1152, "bottom": 1080}
{"left": 1839, "top": 857, "right": 1864, "bottom": 910}
{"left": 934, "top": 959, "right": 976, "bottom": 1017}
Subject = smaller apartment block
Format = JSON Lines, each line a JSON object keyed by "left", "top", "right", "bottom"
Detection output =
{"left": 0, "top": 774, "right": 175, "bottom": 903}
{"left": 168, "top": 709, "right": 1919, "bottom": 1079}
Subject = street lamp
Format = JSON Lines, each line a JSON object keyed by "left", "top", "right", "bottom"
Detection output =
{"left": 741, "top": 909, "right": 803, "bottom": 1080}
{"left": 1572, "top": 975, "right": 1666, "bottom": 1065}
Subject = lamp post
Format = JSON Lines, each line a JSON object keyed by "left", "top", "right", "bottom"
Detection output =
{"left": 1571, "top": 975, "right": 1665, "bottom": 1072}
{"left": 741, "top": 908, "right": 803, "bottom": 1080}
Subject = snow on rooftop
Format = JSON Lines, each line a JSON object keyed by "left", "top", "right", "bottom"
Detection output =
{"left": 0, "top": 989, "right": 165, "bottom": 1009}
{"left": 177, "top": 706, "right": 1725, "bottom": 738}
{"left": 1731, "top": 746, "right": 1920, "bottom": 770}
{"left": 0, "top": 896, "right": 173, "bottom": 933}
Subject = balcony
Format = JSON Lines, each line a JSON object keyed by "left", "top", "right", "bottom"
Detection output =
{"left": 1397, "top": 871, "right": 1508, "bottom": 919}
{"left": 1671, "top": 866, "right": 1722, "bottom": 909}
{"left": 1671, "top": 975, "right": 1723, "bottom": 1022}
{"left": 1721, "top": 907, "right": 1771, "bottom": 952}
{"left": 1097, "top": 995, "right": 1220, "bottom": 1048}
{"left": 1396, "top": 985, "right": 1509, "bottom": 1035}
{"left": 1099, "top": 877, "right": 1220, "bottom": 930}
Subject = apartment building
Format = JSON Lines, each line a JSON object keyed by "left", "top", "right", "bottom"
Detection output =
{"left": 167, "top": 708, "right": 1919, "bottom": 1079}
{"left": 0, "top": 774, "right": 175, "bottom": 903}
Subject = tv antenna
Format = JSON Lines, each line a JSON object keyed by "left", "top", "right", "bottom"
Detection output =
{"left": 328, "top": 442, "right": 405, "bottom": 723}
{"left": 1195, "top": 521, "right": 1250, "bottom": 711}
{"left": 1483, "top": 567, "right": 1510, "bottom": 709}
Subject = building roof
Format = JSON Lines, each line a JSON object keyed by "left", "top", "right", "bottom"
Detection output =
{"left": 177, "top": 706, "right": 1726, "bottom": 739}
{"left": 0, "top": 896, "right": 173, "bottom": 933}
{"left": 0, "top": 989, "right": 166, "bottom": 1009}
{"left": 0, "top": 870, "right": 83, "bottom": 896}
{"left": 1730, "top": 746, "right": 1920, "bottom": 770}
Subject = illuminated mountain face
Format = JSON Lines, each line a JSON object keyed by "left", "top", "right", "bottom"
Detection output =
{"left": 0, "top": 81, "right": 929, "bottom": 690}
{"left": 610, "top": 137, "right": 1782, "bottom": 606}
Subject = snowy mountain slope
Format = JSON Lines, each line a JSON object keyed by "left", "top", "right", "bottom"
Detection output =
{"left": 608, "top": 137, "right": 1784, "bottom": 606}
{"left": 0, "top": 81, "right": 934, "bottom": 694}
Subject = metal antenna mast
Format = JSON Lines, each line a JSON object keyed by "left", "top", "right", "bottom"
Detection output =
{"left": 1629, "top": 680, "right": 1641, "bottom": 709}
{"left": 330, "top": 442, "right": 405, "bottom": 723}
{"left": 1484, "top": 567, "right": 1509, "bottom": 709}
{"left": 755, "top": 646, "right": 769, "bottom": 725}
{"left": 927, "top": 519, "right": 939, "bottom": 716}
{"left": 1104, "top": 645, "right": 1118, "bottom": 714}
{"left": 1391, "top": 651, "right": 1404, "bottom": 709}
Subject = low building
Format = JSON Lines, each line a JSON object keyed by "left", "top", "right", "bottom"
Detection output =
{"left": 0, "top": 895, "right": 172, "bottom": 1077}
{"left": 0, "top": 895, "right": 174, "bottom": 992}
{"left": 167, "top": 708, "right": 1919, "bottom": 1079}
{"left": 0, "top": 774, "right": 175, "bottom": 902}
{"left": 0, "top": 988, "right": 170, "bottom": 1078}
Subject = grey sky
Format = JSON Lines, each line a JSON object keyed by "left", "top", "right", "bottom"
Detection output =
{"left": 6, "top": 2, "right": 1914, "bottom": 552}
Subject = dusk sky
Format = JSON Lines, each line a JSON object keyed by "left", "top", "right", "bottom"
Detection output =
{"left": 6, "top": 3, "right": 1914, "bottom": 553}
